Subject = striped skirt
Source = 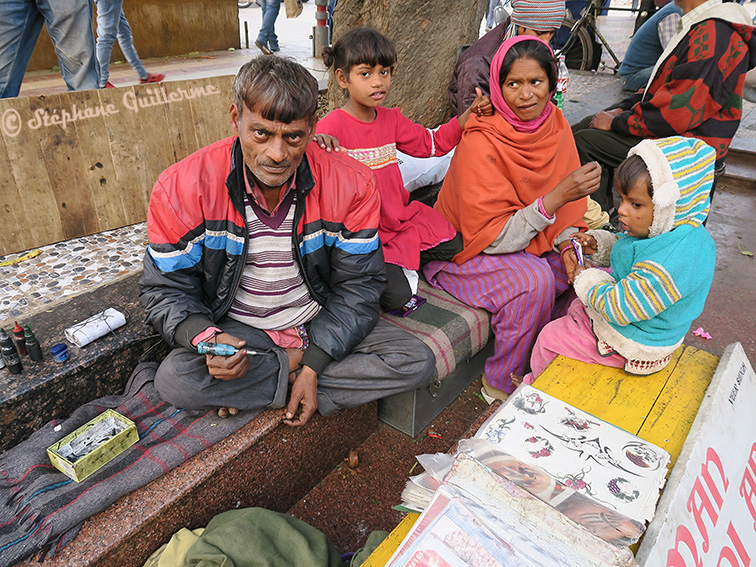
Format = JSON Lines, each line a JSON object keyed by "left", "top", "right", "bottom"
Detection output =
{"left": 424, "top": 250, "right": 571, "bottom": 393}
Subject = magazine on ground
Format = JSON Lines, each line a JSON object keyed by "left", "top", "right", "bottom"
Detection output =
{"left": 473, "top": 385, "right": 670, "bottom": 525}
{"left": 388, "top": 453, "right": 638, "bottom": 567}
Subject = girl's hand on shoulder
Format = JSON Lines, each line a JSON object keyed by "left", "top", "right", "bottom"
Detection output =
{"left": 459, "top": 88, "right": 493, "bottom": 128}
{"left": 569, "top": 232, "right": 598, "bottom": 256}
{"left": 313, "top": 133, "right": 341, "bottom": 152}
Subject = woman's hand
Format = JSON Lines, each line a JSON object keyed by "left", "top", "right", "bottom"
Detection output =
{"left": 313, "top": 133, "right": 341, "bottom": 152}
{"left": 559, "top": 243, "right": 587, "bottom": 285}
{"left": 570, "top": 231, "right": 598, "bottom": 256}
{"left": 541, "top": 161, "right": 602, "bottom": 216}
{"left": 459, "top": 88, "right": 493, "bottom": 128}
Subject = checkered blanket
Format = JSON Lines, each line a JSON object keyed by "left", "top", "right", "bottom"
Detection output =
{"left": 0, "top": 362, "right": 258, "bottom": 567}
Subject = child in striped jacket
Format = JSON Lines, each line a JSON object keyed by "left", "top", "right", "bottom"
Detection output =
{"left": 528, "top": 136, "right": 716, "bottom": 377}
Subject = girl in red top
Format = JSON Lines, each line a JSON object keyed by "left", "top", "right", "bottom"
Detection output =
{"left": 317, "top": 26, "right": 491, "bottom": 310}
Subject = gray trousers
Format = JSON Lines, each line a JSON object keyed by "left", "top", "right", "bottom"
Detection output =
{"left": 154, "top": 319, "right": 435, "bottom": 416}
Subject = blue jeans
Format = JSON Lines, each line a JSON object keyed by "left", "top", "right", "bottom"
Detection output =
{"left": 257, "top": 0, "right": 281, "bottom": 49}
{"left": 0, "top": 0, "right": 99, "bottom": 98}
{"left": 94, "top": 0, "right": 148, "bottom": 87}
{"left": 620, "top": 66, "right": 653, "bottom": 93}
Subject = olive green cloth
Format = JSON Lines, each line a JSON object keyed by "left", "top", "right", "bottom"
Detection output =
{"left": 183, "top": 508, "right": 344, "bottom": 567}
{"left": 349, "top": 530, "right": 389, "bottom": 567}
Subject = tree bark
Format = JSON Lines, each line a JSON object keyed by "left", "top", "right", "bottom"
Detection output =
{"left": 326, "top": 0, "right": 488, "bottom": 127}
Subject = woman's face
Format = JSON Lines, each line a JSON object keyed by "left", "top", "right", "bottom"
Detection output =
{"left": 500, "top": 57, "right": 550, "bottom": 122}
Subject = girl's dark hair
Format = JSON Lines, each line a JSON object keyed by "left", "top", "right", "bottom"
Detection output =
{"left": 615, "top": 154, "right": 653, "bottom": 197}
{"left": 498, "top": 39, "right": 557, "bottom": 92}
{"left": 322, "top": 27, "right": 397, "bottom": 76}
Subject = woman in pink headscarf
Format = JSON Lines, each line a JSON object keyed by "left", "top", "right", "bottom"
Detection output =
{"left": 427, "top": 36, "right": 601, "bottom": 400}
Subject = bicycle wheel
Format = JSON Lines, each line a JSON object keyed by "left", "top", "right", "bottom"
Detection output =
{"left": 555, "top": 17, "right": 594, "bottom": 72}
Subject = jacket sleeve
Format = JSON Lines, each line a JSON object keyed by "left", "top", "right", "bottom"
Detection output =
{"left": 302, "top": 160, "right": 386, "bottom": 372}
{"left": 573, "top": 260, "right": 682, "bottom": 327}
{"left": 611, "top": 20, "right": 751, "bottom": 139}
{"left": 138, "top": 177, "right": 216, "bottom": 349}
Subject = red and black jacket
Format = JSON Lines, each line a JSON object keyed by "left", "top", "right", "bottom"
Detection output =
{"left": 139, "top": 136, "right": 385, "bottom": 374}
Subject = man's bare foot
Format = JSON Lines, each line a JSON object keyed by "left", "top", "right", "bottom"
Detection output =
{"left": 217, "top": 407, "right": 239, "bottom": 418}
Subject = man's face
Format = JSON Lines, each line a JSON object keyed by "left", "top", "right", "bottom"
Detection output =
{"left": 230, "top": 102, "right": 314, "bottom": 192}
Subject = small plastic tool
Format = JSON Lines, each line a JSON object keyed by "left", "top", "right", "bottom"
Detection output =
{"left": 197, "top": 342, "right": 260, "bottom": 356}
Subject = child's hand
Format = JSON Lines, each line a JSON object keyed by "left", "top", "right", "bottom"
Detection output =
{"left": 313, "top": 134, "right": 341, "bottom": 152}
{"left": 569, "top": 232, "right": 598, "bottom": 256}
{"left": 459, "top": 88, "right": 493, "bottom": 128}
{"left": 569, "top": 263, "right": 587, "bottom": 285}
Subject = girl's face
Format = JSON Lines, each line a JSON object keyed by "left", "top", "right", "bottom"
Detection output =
{"left": 335, "top": 64, "right": 392, "bottom": 120}
{"left": 616, "top": 178, "right": 654, "bottom": 238}
{"left": 500, "top": 57, "right": 550, "bottom": 122}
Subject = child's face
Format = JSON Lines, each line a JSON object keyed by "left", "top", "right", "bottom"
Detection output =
{"left": 336, "top": 64, "right": 392, "bottom": 113}
{"left": 616, "top": 178, "right": 654, "bottom": 238}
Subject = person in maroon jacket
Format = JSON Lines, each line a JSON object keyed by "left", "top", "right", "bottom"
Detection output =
{"left": 139, "top": 56, "right": 434, "bottom": 426}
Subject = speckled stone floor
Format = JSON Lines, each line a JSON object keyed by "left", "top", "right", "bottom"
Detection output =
{"left": 0, "top": 223, "right": 146, "bottom": 326}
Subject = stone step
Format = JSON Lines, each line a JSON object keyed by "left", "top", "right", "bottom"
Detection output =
{"left": 722, "top": 139, "right": 756, "bottom": 192}
{"left": 0, "top": 271, "right": 168, "bottom": 454}
{"left": 36, "top": 404, "right": 377, "bottom": 567}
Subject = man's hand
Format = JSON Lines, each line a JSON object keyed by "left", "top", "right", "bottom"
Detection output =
{"left": 283, "top": 365, "right": 318, "bottom": 427}
{"left": 589, "top": 108, "right": 621, "bottom": 131}
{"left": 204, "top": 332, "right": 250, "bottom": 380}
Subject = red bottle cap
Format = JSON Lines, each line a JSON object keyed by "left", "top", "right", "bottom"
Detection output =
{"left": 13, "top": 321, "right": 23, "bottom": 335}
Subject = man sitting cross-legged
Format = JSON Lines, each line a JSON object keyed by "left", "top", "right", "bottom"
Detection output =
{"left": 139, "top": 56, "right": 435, "bottom": 426}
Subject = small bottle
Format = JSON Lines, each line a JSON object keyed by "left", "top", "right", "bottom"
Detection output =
{"left": 24, "top": 325, "right": 44, "bottom": 362}
{"left": 13, "top": 321, "right": 27, "bottom": 356}
{"left": 557, "top": 55, "right": 569, "bottom": 110}
{"left": 0, "top": 328, "right": 23, "bottom": 374}
{"left": 554, "top": 83, "right": 564, "bottom": 111}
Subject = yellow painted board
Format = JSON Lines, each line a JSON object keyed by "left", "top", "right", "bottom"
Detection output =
{"left": 361, "top": 513, "right": 419, "bottom": 567}
{"left": 636, "top": 346, "right": 718, "bottom": 469}
{"left": 532, "top": 347, "right": 685, "bottom": 435}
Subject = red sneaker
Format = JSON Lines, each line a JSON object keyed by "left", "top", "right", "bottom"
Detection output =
{"left": 140, "top": 73, "right": 165, "bottom": 84}
{"left": 105, "top": 82, "right": 116, "bottom": 88}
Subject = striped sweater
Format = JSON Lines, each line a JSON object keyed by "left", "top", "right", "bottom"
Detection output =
{"left": 574, "top": 137, "right": 716, "bottom": 370}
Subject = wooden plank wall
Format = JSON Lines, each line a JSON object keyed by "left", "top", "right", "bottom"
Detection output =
{"left": 0, "top": 76, "right": 234, "bottom": 256}
{"left": 27, "top": 0, "right": 240, "bottom": 72}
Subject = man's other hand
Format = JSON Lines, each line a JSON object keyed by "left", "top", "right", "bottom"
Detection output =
{"left": 205, "top": 332, "right": 250, "bottom": 380}
{"left": 283, "top": 366, "right": 318, "bottom": 427}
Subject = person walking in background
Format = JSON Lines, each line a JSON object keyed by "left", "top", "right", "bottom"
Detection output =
{"left": 255, "top": 0, "right": 281, "bottom": 55}
{"left": 0, "top": 0, "right": 100, "bottom": 98}
{"left": 94, "top": 0, "right": 164, "bottom": 88}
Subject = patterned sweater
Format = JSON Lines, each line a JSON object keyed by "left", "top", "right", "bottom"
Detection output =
{"left": 610, "top": 0, "right": 756, "bottom": 166}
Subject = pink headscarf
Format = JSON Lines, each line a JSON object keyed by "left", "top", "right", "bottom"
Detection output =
{"left": 489, "top": 35, "right": 555, "bottom": 133}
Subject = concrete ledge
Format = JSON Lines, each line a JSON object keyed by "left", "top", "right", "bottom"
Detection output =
{"left": 0, "top": 271, "right": 168, "bottom": 453}
{"left": 37, "top": 403, "right": 378, "bottom": 567}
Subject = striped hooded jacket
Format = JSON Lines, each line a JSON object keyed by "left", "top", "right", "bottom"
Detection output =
{"left": 139, "top": 136, "right": 385, "bottom": 374}
{"left": 573, "top": 137, "right": 716, "bottom": 373}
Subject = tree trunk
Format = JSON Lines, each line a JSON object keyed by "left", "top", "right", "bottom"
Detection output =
{"left": 327, "top": 0, "right": 488, "bottom": 127}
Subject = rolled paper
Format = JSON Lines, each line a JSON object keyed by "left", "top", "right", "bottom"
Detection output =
{"left": 65, "top": 308, "right": 127, "bottom": 347}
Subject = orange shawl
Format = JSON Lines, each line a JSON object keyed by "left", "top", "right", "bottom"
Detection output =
{"left": 436, "top": 107, "right": 587, "bottom": 264}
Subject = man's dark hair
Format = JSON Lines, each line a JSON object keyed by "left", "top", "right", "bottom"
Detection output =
{"left": 233, "top": 56, "right": 319, "bottom": 124}
{"left": 497, "top": 39, "right": 557, "bottom": 93}
{"left": 321, "top": 27, "right": 397, "bottom": 77}
{"left": 616, "top": 154, "right": 653, "bottom": 197}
